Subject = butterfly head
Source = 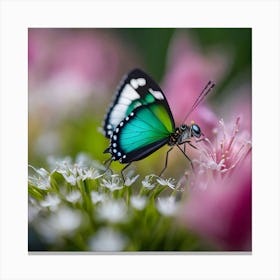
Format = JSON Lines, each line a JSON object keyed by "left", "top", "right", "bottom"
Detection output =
{"left": 190, "top": 123, "right": 201, "bottom": 138}
{"left": 175, "top": 122, "right": 202, "bottom": 145}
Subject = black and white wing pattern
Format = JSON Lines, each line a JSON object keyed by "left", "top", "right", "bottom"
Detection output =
{"left": 103, "top": 68, "right": 174, "bottom": 138}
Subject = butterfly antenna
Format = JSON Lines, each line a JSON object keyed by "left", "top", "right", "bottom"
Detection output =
{"left": 182, "top": 80, "right": 215, "bottom": 124}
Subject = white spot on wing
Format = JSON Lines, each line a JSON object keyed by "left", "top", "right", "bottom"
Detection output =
{"left": 130, "top": 78, "right": 146, "bottom": 89}
{"left": 118, "top": 97, "right": 131, "bottom": 106}
{"left": 137, "top": 78, "right": 146, "bottom": 86}
{"left": 130, "top": 79, "right": 138, "bottom": 89}
{"left": 122, "top": 84, "right": 140, "bottom": 99}
{"left": 149, "top": 88, "right": 164, "bottom": 100}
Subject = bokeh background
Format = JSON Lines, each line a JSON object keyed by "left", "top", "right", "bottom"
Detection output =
{"left": 28, "top": 28, "right": 252, "bottom": 251}
{"left": 28, "top": 28, "right": 251, "bottom": 176}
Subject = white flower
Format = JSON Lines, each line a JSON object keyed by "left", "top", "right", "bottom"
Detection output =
{"left": 142, "top": 175, "right": 156, "bottom": 190}
{"left": 130, "top": 196, "right": 147, "bottom": 210}
{"left": 65, "top": 190, "right": 81, "bottom": 203}
{"left": 156, "top": 177, "right": 176, "bottom": 189}
{"left": 28, "top": 166, "right": 50, "bottom": 190}
{"left": 50, "top": 206, "right": 82, "bottom": 233}
{"left": 90, "top": 191, "right": 106, "bottom": 204}
{"left": 47, "top": 156, "right": 72, "bottom": 172}
{"left": 124, "top": 174, "right": 139, "bottom": 186}
{"left": 47, "top": 155, "right": 104, "bottom": 186}
{"left": 40, "top": 194, "right": 60, "bottom": 210}
{"left": 100, "top": 175, "right": 123, "bottom": 191}
{"left": 34, "top": 206, "right": 82, "bottom": 242}
{"left": 89, "top": 227, "right": 127, "bottom": 251}
{"left": 62, "top": 173, "right": 77, "bottom": 185}
{"left": 78, "top": 167, "right": 102, "bottom": 181}
{"left": 55, "top": 163, "right": 78, "bottom": 186}
{"left": 96, "top": 199, "right": 128, "bottom": 223}
{"left": 156, "top": 196, "right": 178, "bottom": 216}
{"left": 48, "top": 157, "right": 78, "bottom": 185}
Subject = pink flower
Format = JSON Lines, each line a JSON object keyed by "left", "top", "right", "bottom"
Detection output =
{"left": 28, "top": 29, "right": 136, "bottom": 103}
{"left": 28, "top": 28, "right": 140, "bottom": 130}
{"left": 179, "top": 117, "right": 252, "bottom": 251}
{"left": 162, "top": 33, "right": 230, "bottom": 136}
{"left": 193, "top": 117, "right": 251, "bottom": 186}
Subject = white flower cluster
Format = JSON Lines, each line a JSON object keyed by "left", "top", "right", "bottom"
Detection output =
{"left": 28, "top": 153, "right": 182, "bottom": 251}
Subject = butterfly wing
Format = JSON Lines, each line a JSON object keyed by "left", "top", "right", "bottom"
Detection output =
{"left": 103, "top": 68, "right": 175, "bottom": 138}
{"left": 108, "top": 101, "right": 175, "bottom": 163}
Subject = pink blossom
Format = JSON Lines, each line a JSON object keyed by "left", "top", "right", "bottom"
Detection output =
{"left": 192, "top": 117, "right": 251, "bottom": 186}
{"left": 162, "top": 33, "right": 230, "bottom": 136}
{"left": 28, "top": 28, "right": 140, "bottom": 130}
{"left": 28, "top": 29, "right": 135, "bottom": 100}
{"left": 179, "top": 118, "right": 252, "bottom": 251}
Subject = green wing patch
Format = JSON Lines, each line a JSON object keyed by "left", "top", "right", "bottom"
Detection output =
{"left": 119, "top": 103, "right": 173, "bottom": 153}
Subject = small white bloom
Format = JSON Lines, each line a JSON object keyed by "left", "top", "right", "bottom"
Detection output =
{"left": 62, "top": 173, "right": 77, "bottom": 185}
{"left": 78, "top": 167, "right": 102, "bottom": 181}
{"left": 96, "top": 199, "right": 128, "bottom": 223}
{"left": 89, "top": 227, "right": 127, "bottom": 251}
{"left": 54, "top": 163, "right": 79, "bottom": 186}
{"left": 35, "top": 206, "right": 82, "bottom": 241}
{"left": 28, "top": 166, "right": 50, "bottom": 190}
{"left": 100, "top": 175, "right": 123, "bottom": 191}
{"left": 124, "top": 174, "right": 139, "bottom": 186}
{"left": 40, "top": 194, "right": 60, "bottom": 210}
{"left": 50, "top": 206, "right": 82, "bottom": 233}
{"left": 130, "top": 196, "right": 147, "bottom": 210}
{"left": 142, "top": 175, "right": 156, "bottom": 190}
{"left": 47, "top": 156, "right": 72, "bottom": 172}
{"left": 65, "top": 190, "right": 81, "bottom": 203}
{"left": 90, "top": 191, "right": 106, "bottom": 204}
{"left": 156, "top": 177, "right": 176, "bottom": 189}
{"left": 156, "top": 196, "right": 178, "bottom": 216}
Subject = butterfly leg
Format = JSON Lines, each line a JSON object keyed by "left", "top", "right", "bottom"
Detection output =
{"left": 176, "top": 145, "right": 194, "bottom": 171}
{"left": 159, "top": 147, "right": 174, "bottom": 177}
{"left": 103, "top": 157, "right": 113, "bottom": 175}
{"left": 121, "top": 162, "right": 132, "bottom": 182}
{"left": 188, "top": 142, "right": 198, "bottom": 150}
{"left": 103, "top": 157, "right": 112, "bottom": 166}
{"left": 181, "top": 140, "right": 198, "bottom": 150}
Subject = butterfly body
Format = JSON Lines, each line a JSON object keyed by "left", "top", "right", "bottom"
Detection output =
{"left": 103, "top": 69, "right": 212, "bottom": 177}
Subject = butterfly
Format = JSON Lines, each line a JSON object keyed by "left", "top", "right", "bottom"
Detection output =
{"left": 103, "top": 69, "right": 214, "bottom": 180}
